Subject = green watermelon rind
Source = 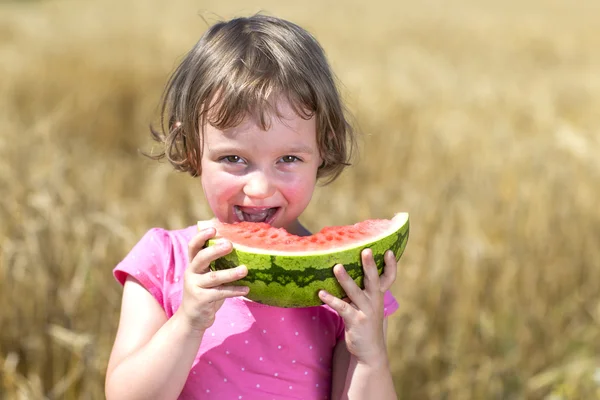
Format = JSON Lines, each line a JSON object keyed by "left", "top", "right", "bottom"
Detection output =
{"left": 204, "top": 213, "right": 410, "bottom": 308}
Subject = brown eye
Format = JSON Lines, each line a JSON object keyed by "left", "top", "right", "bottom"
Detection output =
{"left": 222, "top": 155, "right": 243, "bottom": 163}
{"left": 280, "top": 155, "right": 300, "bottom": 163}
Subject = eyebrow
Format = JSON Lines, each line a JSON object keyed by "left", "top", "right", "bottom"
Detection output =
{"left": 207, "top": 143, "right": 316, "bottom": 155}
{"left": 283, "top": 144, "right": 316, "bottom": 154}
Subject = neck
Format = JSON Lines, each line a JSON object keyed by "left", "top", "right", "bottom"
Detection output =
{"left": 285, "top": 219, "right": 312, "bottom": 237}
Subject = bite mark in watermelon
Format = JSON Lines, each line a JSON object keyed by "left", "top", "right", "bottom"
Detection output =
{"left": 202, "top": 212, "right": 409, "bottom": 308}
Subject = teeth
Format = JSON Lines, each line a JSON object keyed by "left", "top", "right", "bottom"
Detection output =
{"left": 234, "top": 206, "right": 276, "bottom": 223}
{"left": 234, "top": 206, "right": 245, "bottom": 221}
{"left": 243, "top": 211, "right": 270, "bottom": 222}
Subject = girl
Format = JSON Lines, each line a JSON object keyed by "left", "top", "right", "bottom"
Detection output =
{"left": 105, "top": 14, "right": 399, "bottom": 400}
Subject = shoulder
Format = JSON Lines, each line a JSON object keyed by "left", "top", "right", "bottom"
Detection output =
{"left": 113, "top": 226, "right": 196, "bottom": 281}
{"left": 112, "top": 225, "right": 198, "bottom": 309}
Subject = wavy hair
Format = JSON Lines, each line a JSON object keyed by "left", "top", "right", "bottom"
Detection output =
{"left": 147, "top": 14, "right": 356, "bottom": 184}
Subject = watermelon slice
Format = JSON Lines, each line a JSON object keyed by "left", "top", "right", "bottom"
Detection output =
{"left": 202, "top": 212, "right": 409, "bottom": 308}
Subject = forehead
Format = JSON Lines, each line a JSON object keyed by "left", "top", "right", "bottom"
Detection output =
{"left": 204, "top": 98, "right": 317, "bottom": 147}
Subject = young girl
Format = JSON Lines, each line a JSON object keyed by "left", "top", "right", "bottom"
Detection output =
{"left": 105, "top": 14, "right": 400, "bottom": 400}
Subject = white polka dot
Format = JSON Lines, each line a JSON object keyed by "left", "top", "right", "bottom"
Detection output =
{"left": 305, "top": 371, "right": 308, "bottom": 375}
{"left": 274, "top": 372, "right": 278, "bottom": 377}
{"left": 226, "top": 350, "right": 230, "bottom": 355}
{"left": 239, "top": 397, "right": 242, "bottom": 399}
{"left": 224, "top": 378, "right": 228, "bottom": 382}
{"left": 247, "top": 313, "right": 251, "bottom": 317}
{"left": 281, "top": 317, "right": 285, "bottom": 321}
{"left": 206, "top": 389, "right": 210, "bottom": 393}
{"left": 263, "top": 329, "right": 267, "bottom": 333}
{"left": 241, "top": 367, "right": 245, "bottom": 371}
{"left": 208, "top": 361, "right": 212, "bottom": 365}
{"left": 192, "top": 371, "right": 196, "bottom": 375}
{"left": 231, "top": 322, "right": 235, "bottom": 326}
{"left": 211, "top": 332, "right": 215, "bottom": 336}
{"left": 289, "top": 386, "right": 293, "bottom": 389}
{"left": 245, "top": 340, "right": 249, "bottom": 344}
{"left": 156, "top": 274, "right": 160, "bottom": 279}
{"left": 384, "top": 307, "right": 388, "bottom": 312}
{"left": 259, "top": 357, "right": 263, "bottom": 361}
{"left": 277, "top": 345, "right": 282, "bottom": 349}
{"left": 256, "top": 384, "right": 260, "bottom": 388}
{"left": 316, "top": 383, "right": 319, "bottom": 387}
{"left": 292, "top": 360, "right": 296, "bottom": 363}
{"left": 309, "top": 346, "right": 313, "bottom": 350}
{"left": 136, "top": 270, "right": 141, "bottom": 275}
{"left": 295, "top": 332, "right": 299, "bottom": 336}
{"left": 312, "top": 316, "right": 316, "bottom": 320}
{"left": 174, "top": 277, "right": 179, "bottom": 282}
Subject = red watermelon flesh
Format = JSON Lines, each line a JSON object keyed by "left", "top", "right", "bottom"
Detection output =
{"left": 213, "top": 219, "right": 395, "bottom": 252}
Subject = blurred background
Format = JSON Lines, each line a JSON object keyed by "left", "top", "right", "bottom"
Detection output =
{"left": 1, "top": 0, "right": 600, "bottom": 398}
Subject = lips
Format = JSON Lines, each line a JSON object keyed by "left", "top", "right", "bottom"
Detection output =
{"left": 233, "top": 206, "right": 279, "bottom": 224}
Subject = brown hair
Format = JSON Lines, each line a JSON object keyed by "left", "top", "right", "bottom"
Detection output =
{"left": 147, "top": 13, "right": 356, "bottom": 184}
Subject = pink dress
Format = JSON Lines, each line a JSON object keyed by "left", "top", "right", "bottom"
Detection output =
{"left": 114, "top": 226, "right": 399, "bottom": 399}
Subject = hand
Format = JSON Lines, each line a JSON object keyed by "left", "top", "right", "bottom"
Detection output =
{"left": 177, "top": 226, "right": 249, "bottom": 335}
{"left": 319, "top": 249, "right": 397, "bottom": 366}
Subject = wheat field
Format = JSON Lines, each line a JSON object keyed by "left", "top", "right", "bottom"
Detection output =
{"left": 1, "top": 0, "right": 600, "bottom": 399}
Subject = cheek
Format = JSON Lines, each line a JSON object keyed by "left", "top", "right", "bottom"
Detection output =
{"left": 201, "top": 171, "right": 241, "bottom": 202}
{"left": 280, "top": 175, "right": 317, "bottom": 204}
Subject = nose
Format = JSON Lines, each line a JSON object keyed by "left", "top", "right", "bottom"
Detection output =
{"left": 243, "top": 170, "right": 276, "bottom": 199}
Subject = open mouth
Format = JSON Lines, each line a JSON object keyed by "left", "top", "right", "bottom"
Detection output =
{"left": 233, "top": 206, "right": 279, "bottom": 224}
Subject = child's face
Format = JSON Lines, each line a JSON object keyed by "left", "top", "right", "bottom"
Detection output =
{"left": 200, "top": 99, "right": 322, "bottom": 231}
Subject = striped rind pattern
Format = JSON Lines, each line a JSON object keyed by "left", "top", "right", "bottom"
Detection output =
{"left": 206, "top": 216, "right": 410, "bottom": 308}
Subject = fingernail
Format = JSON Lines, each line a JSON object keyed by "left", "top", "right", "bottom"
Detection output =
{"left": 237, "top": 265, "right": 247, "bottom": 276}
{"left": 215, "top": 239, "right": 230, "bottom": 248}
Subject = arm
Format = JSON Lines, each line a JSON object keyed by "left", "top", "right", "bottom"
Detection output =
{"left": 105, "top": 227, "right": 249, "bottom": 400}
{"left": 105, "top": 276, "right": 204, "bottom": 400}
{"left": 331, "top": 319, "right": 396, "bottom": 400}
{"left": 320, "top": 248, "right": 399, "bottom": 400}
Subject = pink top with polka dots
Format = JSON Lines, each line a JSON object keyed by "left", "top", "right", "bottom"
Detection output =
{"left": 113, "top": 226, "right": 399, "bottom": 400}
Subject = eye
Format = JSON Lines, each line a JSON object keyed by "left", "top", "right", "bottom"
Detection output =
{"left": 221, "top": 155, "right": 244, "bottom": 164}
{"left": 279, "top": 155, "right": 301, "bottom": 163}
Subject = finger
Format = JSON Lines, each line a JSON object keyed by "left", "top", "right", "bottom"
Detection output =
{"left": 189, "top": 239, "right": 233, "bottom": 274}
{"left": 188, "top": 227, "right": 217, "bottom": 264}
{"left": 379, "top": 250, "right": 398, "bottom": 292}
{"left": 318, "top": 290, "right": 357, "bottom": 320}
{"left": 332, "top": 264, "right": 370, "bottom": 311}
{"left": 208, "top": 284, "right": 250, "bottom": 301}
{"left": 361, "top": 248, "right": 380, "bottom": 295}
{"left": 196, "top": 264, "right": 248, "bottom": 289}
